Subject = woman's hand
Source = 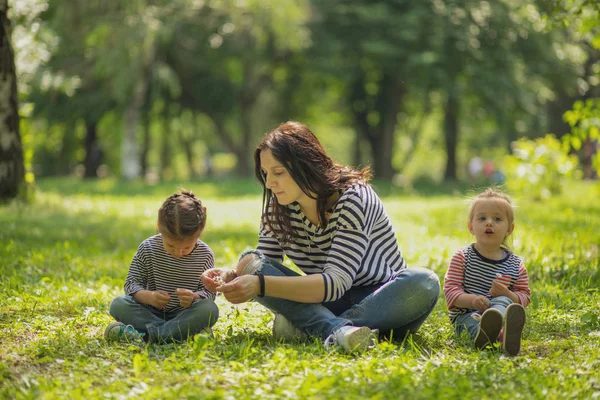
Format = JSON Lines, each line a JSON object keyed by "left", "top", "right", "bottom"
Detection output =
{"left": 151, "top": 290, "right": 171, "bottom": 309}
{"left": 201, "top": 268, "right": 237, "bottom": 293}
{"left": 471, "top": 295, "right": 490, "bottom": 312}
{"left": 175, "top": 288, "right": 199, "bottom": 308}
{"left": 217, "top": 275, "right": 260, "bottom": 304}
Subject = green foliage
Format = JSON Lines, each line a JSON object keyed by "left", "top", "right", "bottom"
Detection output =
{"left": 539, "top": 0, "right": 600, "bottom": 48}
{"left": 1, "top": 178, "right": 599, "bottom": 399}
{"left": 563, "top": 99, "right": 600, "bottom": 173}
{"left": 503, "top": 135, "right": 579, "bottom": 200}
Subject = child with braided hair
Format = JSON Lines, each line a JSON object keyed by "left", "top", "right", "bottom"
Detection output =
{"left": 105, "top": 190, "right": 219, "bottom": 344}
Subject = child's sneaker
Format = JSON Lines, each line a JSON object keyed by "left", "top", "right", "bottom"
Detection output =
{"left": 324, "top": 325, "right": 377, "bottom": 353}
{"left": 272, "top": 313, "right": 308, "bottom": 341}
{"left": 502, "top": 303, "right": 526, "bottom": 356}
{"left": 198, "top": 327, "right": 214, "bottom": 339}
{"left": 474, "top": 308, "right": 503, "bottom": 349}
{"left": 104, "top": 322, "right": 145, "bottom": 343}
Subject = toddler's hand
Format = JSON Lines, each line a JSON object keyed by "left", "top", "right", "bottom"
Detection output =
{"left": 471, "top": 295, "right": 490, "bottom": 312}
{"left": 152, "top": 290, "right": 171, "bottom": 309}
{"left": 490, "top": 279, "right": 510, "bottom": 297}
{"left": 175, "top": 288, "right": 199, "bottom": 308}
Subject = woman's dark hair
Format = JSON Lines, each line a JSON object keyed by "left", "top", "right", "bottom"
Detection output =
{"left": 254, "top": 121, "right": 371, "bottom": 243}
{"left": 158, "top": 190, "right": 207, "bottom": 239}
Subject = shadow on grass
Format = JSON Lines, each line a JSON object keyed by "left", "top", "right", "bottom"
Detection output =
{"left": 36, "top": 177, "right": 263, "bottom": 199}
{"left": 0, "top": 204, "right": 258, "bottom": 284}
{"left": 34, "top": 176, "right": 488, "bottom": 200}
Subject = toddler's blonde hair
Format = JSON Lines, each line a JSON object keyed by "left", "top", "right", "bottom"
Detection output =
{"left": 468, "top": 187, "right": 515, "bottom": 249}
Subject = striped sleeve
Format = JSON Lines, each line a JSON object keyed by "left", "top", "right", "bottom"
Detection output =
{"left": 257, "top": 221, "right": 284, "bottom": 263}
{"left": 443, "top": 249, "right": 467, "bottom": 309}
{"left": 513, "top": 260, "right": 531, "bottom": 307}
{"left": 321, "top": 188, "right": 373, "bottom": 302}
{"left": 194, "top": 248, "right": 216, "bottom": 300}
{"left": 124, "top": 241, "right": 150, "bottom": 295}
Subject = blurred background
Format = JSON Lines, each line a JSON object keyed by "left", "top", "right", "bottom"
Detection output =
{"left": 1, "top": 0, "right": 599, "bottom": 199}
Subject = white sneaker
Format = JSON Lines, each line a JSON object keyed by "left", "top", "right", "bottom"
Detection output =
{"left": 272, "top": 313, "right": 308, "bottom": 341}
{"left": 324, "top": 326, "right": 377, "bottom": 353}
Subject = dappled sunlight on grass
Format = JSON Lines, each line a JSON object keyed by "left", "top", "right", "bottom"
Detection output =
{"left": 1, "top": 178, "right": 599, "bottom": 399}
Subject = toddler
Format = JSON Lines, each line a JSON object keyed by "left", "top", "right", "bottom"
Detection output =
{"left": 443, "top": 188, "right": 530, "bottom": 355}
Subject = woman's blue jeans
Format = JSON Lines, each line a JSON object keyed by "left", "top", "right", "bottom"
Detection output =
{"left": 109, "top": 295, "right": 219, "bottom": 344}
{"left": 240, "top": 253, "right": 440, "bottom": 340}
{"left": 453, "top": 296, "right": 513, "bottom": 341}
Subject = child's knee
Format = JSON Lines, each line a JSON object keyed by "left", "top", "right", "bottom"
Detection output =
{"left": 109, "top": 295, "right": 132, "bottom": 318}
{"left": 191, "top": 299, "right": 219, "bottom": 324}
{"left": 491, "top": 295, "right": 513, "bottom": 307}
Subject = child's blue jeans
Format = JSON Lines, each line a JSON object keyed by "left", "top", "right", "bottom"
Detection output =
{"left": 453, "top": 295, "right": 513, "bottom": 341}
{"left": 109, "top": 295, "right": 219, "bottom": 344}
{"left": 240, "top": 251, "right": 440, "bottom": 340}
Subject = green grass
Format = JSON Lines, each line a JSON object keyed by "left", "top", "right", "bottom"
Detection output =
{"left": 1, "top": 178, "right": 599, "bottom": 399}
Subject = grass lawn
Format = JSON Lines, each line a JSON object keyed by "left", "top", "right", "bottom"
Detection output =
{"left": 1, "top": 177, "right": 599, "bottom": 399}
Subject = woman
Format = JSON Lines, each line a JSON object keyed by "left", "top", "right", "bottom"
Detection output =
{"left": 202, "top": 121, "right": 440, "bottom": 353}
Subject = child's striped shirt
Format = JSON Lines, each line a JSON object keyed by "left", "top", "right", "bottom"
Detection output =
{"left": 444, "top": 244, "right": 530, "bottom": 322}
{"left": 124, "top": 234, "right": 215, "bottom": 313}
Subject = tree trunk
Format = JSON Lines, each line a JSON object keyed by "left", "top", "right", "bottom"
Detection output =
{"left": 443, "top": 86, "right": 459, "bottom": 182}
{"left": 397, "top": 92, "right": 431, "bottom": 173}
{"left": 351, "top": 72, "right": 403, "bottom": 180}
{"left": 209, "top": 114, "right": 244, "bottom": 175}
{"left": 121, "top": 41, "right": 155, "bottom": 180}
{"left": 235, "top": 59, "right": 271, "bottom": 177}
{"left": 159, "top": 107, "right": 171, "bottom": 181}
{"left": 139, "top": 109, "right": 151, "bottom": 178}
{"left": 237, "top": 106, "right": 252, "bottom": 177}
{"left": 83, "top": 119, "right": 101, "bottom": 178}
{"left": 0, "top": 1, "right": 24, "bottom": 200}
{"left": 122, "top": 89, "right": 143, "bottom": 180}
{"left": 178, "top": 123, "right": 198, "bottom": 180}
{"left": 58, "top": 121, "right": 77, "bottom": 175}
{"left": 196, "top": 115, "right": 214, "bottom": 178}
{"left": 376, "top": 73, "right": 404, "bottom": 180}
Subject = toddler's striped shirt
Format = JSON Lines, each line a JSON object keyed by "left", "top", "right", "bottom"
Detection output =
{"left": 444, "top": 244, "right": 530, "bottom": 321}
{"left": 124, "top": 234, "right": 215, "bottom": 313}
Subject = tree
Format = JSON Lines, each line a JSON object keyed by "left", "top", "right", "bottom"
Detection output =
{"left": 311, "top": 1, "right": 437, "bottom": 179}
{"left": 27, "top": 1, "right": 119, "bottom": 178}
{"left": 540, "top": 0, "right": 600, "bottom": 178}
{"left": 0, "top": 0, "right": 24, "bottom": 200}
{"left": 165, "top": 0, "right": 311, "bottom": 176}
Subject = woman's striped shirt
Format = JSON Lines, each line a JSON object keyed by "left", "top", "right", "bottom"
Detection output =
{"left": 124, "top": 234, "right": 215, "bottom": 313}
{"left": 257, "top": 183, "right": 406, "bottom": 302}
{"left": 443, "top": 244, "right": 531, "bottom": 321}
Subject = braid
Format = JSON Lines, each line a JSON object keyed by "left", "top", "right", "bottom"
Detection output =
{"left": 158, "top": 190, "right": 207, "bottom": 239}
